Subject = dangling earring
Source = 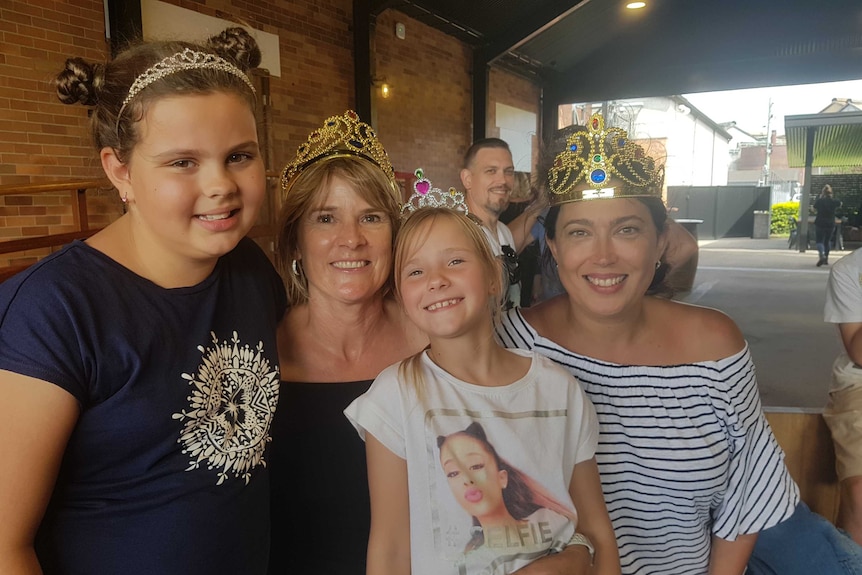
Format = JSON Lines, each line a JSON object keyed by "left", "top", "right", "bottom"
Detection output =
{"left": 291, "top": 259, "right": 301, "bottom": 277}
{"left": 121, "top": 193, "right": 128, "bottom": 204}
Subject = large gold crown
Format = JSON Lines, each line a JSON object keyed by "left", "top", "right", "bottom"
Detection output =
{"left": 280, "top": 110, "right": 397, "bottom": 196}
{"left": 547, "top": 112, "right": 664, "bottom": 205}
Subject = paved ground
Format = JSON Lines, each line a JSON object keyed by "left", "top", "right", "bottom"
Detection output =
{"left": 677, "top": 237, "right": 851, "bottom": 409}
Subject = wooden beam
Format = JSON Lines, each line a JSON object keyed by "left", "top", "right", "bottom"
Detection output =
{"left": 0, "top": 180, "right": 109, "bottom": 196}
{"left": 354, "top": 0, "right": 373, "bottom": 121}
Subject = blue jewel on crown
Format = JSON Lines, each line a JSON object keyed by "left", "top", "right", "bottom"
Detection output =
{"left": 590, "top": 169, "right": 607, "bottom": 184}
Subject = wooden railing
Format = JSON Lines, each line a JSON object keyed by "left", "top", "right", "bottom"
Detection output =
{"left": 0, "top": 174, "right": 281, "bottom": 282}
{"left": 0, "top": 179, "right": 109, "bottom": 257}
{"left": 0, "top": 179, "right": 110, "bottom": 282}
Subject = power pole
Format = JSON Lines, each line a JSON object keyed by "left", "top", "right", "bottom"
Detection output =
{"left": 763, "top": 98, "right": 774, "bottom": 186}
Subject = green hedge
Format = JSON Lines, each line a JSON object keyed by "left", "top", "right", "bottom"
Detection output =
{"left": 770, "top": 202, "right": 800, "bottom": 235}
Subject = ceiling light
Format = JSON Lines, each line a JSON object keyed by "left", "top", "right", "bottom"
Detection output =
{"left": 626, "top": 2, "right": 646, "bottom": 8}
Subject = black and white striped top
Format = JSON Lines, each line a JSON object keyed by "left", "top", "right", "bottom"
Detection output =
{"left": 496, "top": 308, "right": 799, "bottom": 575}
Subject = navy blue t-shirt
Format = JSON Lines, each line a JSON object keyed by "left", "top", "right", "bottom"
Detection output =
{"left": 0, "top": 237, "right": 286, "bottom": 575}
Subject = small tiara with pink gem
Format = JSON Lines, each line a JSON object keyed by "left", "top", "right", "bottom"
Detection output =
{"left": 547, "top": 112, "right": 664, "bottom": 205}
{"left": 400, "top": 168, "right": 470, "bottom": 217}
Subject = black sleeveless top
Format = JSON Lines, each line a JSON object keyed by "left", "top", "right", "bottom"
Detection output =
{"left": 268, "top": 380, "right": 372, "bottom": 575}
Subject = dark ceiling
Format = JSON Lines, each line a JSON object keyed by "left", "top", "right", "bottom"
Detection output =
{"left": 373, "top": 0, "right": 862, "bottom": 105}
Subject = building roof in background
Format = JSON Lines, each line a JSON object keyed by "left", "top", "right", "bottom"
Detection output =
{"left": 671, "top": 96, "right": 732, "bottom": 141}
{"left": 786, "top": 111, "right": 862, "bottom": 167}
{"left": 819, "top": 98, "right": 862, "bottom": 113}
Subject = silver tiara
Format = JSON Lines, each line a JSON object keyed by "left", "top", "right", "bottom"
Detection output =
{"left": 400, "top": 168, "right": 469, "bottom": 217}
{"left": 118, "top": 48, "right": 256, "bottom": 120}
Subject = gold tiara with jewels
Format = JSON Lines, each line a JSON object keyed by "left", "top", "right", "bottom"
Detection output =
{"left": 547, "top": 112, "right": 664, "bottom": 205}
{"left": 400, "top": 168, "right": 469, "bottom": 217}
{"left": 280, "top": 110, "right": 397, "bottom": 196}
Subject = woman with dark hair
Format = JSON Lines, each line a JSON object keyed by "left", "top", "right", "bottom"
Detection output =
{"left": 495, "top": 113, "right": 807, "bottom": 574}
{"left": 529, "top": 123, "right": 697, "bottom": 302}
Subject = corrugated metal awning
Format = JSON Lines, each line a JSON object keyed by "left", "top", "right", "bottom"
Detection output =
{"left": 786, "top": 111, "right": 862, "bottom": 167}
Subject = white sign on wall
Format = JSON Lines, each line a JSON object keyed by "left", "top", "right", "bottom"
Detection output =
{"left": 496, "top": 103, "right": 536, "bottom": 173}
{"left": 141, "top": 0, "right": 281, "bottom": 77}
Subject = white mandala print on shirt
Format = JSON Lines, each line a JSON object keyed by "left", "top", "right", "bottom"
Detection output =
{"left": 172, "top": 331, "right": 280, "bottom": 486}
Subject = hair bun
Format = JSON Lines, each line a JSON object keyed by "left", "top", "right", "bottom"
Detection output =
{"left": 55, "top": 57, "right": 101, "bottom": 106}
{"left": 206, "top": 26, "right": 261, "bottom": 71}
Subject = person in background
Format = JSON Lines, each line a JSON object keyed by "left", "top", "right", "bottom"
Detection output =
{"left": 500, "top": 172, "right": 542, "bottom": 306}
{"left": 814, "top": 184, "right": 842, "bottom": 266}
{"left": 823, "top": 246, "right": 862, "bottom": 547}
{"left": 460, "top": 138, "right": 539, "bottom": 309}
{"left": 496, "top": 112, "right": 862, "bottom": 574}
{"left": 528, "top": 207, "right": 565, "bottom": 303}
{"left": 0, "top": 28, "right": 285, "bottom": 575}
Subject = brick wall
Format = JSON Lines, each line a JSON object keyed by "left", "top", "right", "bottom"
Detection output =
{"left": 226, "top": 0, "right": 356, "bottom": 169}
{"left": 811, "top": 173, "right": 862, "bottom": 217}
{"left": 488, "top": 67, "right": 541, "bottom": 134}
{"left": 0, "top": 0, "right": 359, "bottom": 268}
{"left": 0, "top": 1, "right": 543, "bottom": 269}
{"left": 0, "top": 0, "right": 107, "bottom": 184}
{"left": 0, "top": 0, "right": 115, "bottom": 267}
{"left": 0, "top": 0, "right": 382, "bottom": 181}
{"left": 372, "top": 10, "right": 472, "bottom": 193}
{"left": 372, "top": 13, "right": 542, "bottom": 195}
